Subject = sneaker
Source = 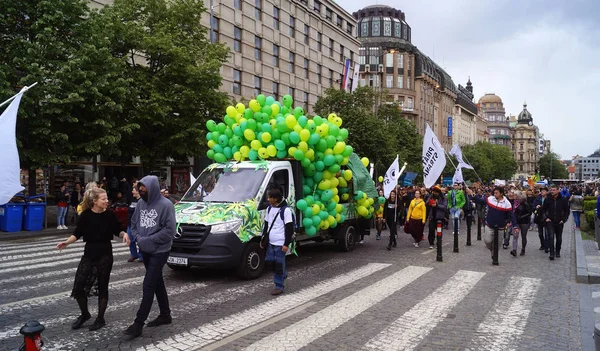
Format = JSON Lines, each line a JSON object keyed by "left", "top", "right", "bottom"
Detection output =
{"left": 270, "top": 288, "right": 283, "bottom": 296}
{"left": 127, "top": 257, "right": 137, "bottom": 263}
{"left": 138, "top": 258, "right": 144, "bottom": 263}
{"left": 123, "top": 323, "right": 143, "bottom": 338}
{"left": 146, "top": 314, "right": 172, "bottom": 327}
{"left": 63, "top": 225, "right": 68, "bottom": 230}
{"left": 358, "top": 240, "right": 364, "bottom": 244}
{"left": 89, "top": 318, "right": 106, "bottom": 331}
{"left": 71, "top": 313, "right": 91, "bottom": 330}
{"left": 502, "top": 245, "right": 508, "bottom": 250}
{"left": 556, "top": 253, "right": 561, "bottom": 258}
{"left": 429, "top": 245, "right": 434, "bottom": 249}
{"left": 549, "top": 256, "right": 554, "bottom": 261}
{"left": 510, "top": 250, "right": 517, "bottom": 257}
{"left": 57, "top": 226, "right": 62, "bottom": 230}
{"left": 376, "top": 234, "right": 381, "bottom": 240}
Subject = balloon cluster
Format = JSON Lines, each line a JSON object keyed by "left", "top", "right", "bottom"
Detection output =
{"left": 205, "top": 94, "right": 376, "bottom": 235}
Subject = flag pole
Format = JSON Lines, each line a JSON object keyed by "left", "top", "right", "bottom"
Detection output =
{"left": 0, "top": 82, "right": 38, "bottom": 109}
{"left": 461, "top": 153, "right": 484, "bottom": 183}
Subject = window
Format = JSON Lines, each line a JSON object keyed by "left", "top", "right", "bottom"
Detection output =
{"left": 336, "top": 16, "right": 342, "bottom": 28}
{"left": 397, "top": 54, "right": 403, "bottom": 69}
{"left": 359, "top": 47, "right": 366, "bottom": 65}
{"left": 304, "top": 24, "right": 310, "bottom": 45}
{"left": 289, "top": 87, "right": 295, "bottom": 100}
{"left": 519, "top": 143, "right": 523, "bottom": 151}
{"left": 234, "top": 26, "right": 242, "bottom": 52}
{"left": 233, "top": 69, "right": 241, "bottom": 95}
{"left": 210, "top": 17, "right": 219, "bottom": 43}
{"left": 273, "top": 44, "right": 280, "bottom": 67}
{"left": 386, "top": 75, "right": 393, "bottom": 88}
{"left": 289, "top": 16, "right": 295, "bottom": 38}
{"left": 520, "top": 154, "right": 524, "bottom": 161}
{"left": 360, "top": 78, "right": 366, "bottom": 87}
{"left": 289, "top": 52, "right": 295, "bottom": 73}
{"left": 397, "top": 75, "right": 403, "bottom": 88}
{"left": 304, "top": 91, "right": 309, "bottom": 103}
{"left": 347, "top": 23, "right": 353, "bottom": 35}
{"left": 273, "top": 82, "right": 279, "bottom": 100}
{"left": 368, "top": 47, "right": 379, "bottom": 64}
{"left": 254, "top": 76, "right": 261, "bottom": 96}
{"left": 303, "top": 58, "right": 309, "bottom": 78}
{"left": 383, "top": 17, "right": 392, "bottom": 36}
{"left": 254, "top": 36, "right": 262, "bottom": 60}
{"left": 407, "top": 97, "right": 413, "bottom": 109}
{"left": 340, "top": 44, "right": 344, "bottom": 61}
{"left": 372, "top": 17, "right": 380, "bottom": 36}
{"left": 326, "top": 7, "right": 332, "bottom": 20}
{"left": 234, "top": 0, "right": 242, "bottom": 10}
{"left": 329, "top": 69, "right": 333, "bottom": 87}
{"left": 361, "top": 20, "right": 368, "bottom": 36}
{"left": 520, "top": 165, "right": 524, "bottom": 172}
{"left": 313, "top": 0, "right": 321, "bottom": 13}
{"left": 317, "top": 64, "right": 322, "bottom": 84}
{"left": 273, "top": 7, "right": 280, "bottom": 30}
{"left": 406, "top": 78, "right": 410, "bottom": 89}
{"left": 329, "top": 38, "right": 334, "bottom": 56}
{"left": 385, "top": 53, "right": 393, "bottom": 68}
{"left": 255, "top": 0, "right": 262, "bottom": 20}
{"left": 317, "top": 32, "right": 322, "bottom": 51}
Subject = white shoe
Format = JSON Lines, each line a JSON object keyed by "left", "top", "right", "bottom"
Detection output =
{"left": 63, "top": 225, "right": 68, "bottom": 230}
{"left": 414, "top": 242, "right": 419, "bottom": 247}
{"left": 429, "top": 245, "right": 434, "bottom": 249}
{"left": 358, "top": 240, "right": 364, "bottom": 244}
{"left": 57, "top": 226, "right": 62, "bottom": 230}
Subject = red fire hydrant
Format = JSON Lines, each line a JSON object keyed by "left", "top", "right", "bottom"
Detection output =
{"left": 19, "top": 320, "right": 45, "bottom": 351}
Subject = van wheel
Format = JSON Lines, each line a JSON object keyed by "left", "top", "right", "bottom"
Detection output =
{"left": 237, "top": 241, "right": 264, "bottom": 280}
{"left": 337, "top": 224, "right": 356, "bottom": 252}
{"left": 167, "top": 264, "right": 190, "bottom": 271}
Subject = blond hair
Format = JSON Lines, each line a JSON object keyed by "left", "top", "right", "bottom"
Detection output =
{"left": 80, "top": 187, "right": 106, "bottom": 213}
{"left": 85, "top": 181, "right": 98, "bottom": 191}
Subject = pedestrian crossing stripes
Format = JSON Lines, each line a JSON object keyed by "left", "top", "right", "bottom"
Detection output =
{"left": 0, "top": 245, "right": 130, "bottom": 268}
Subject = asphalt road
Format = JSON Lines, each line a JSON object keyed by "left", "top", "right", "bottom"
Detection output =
{"left": 0, "top": 220, "right": 583, "bottom": 351}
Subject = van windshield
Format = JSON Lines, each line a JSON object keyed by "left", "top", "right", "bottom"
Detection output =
{"left": 181, "top": 168, "right": 266, "bottom": 203}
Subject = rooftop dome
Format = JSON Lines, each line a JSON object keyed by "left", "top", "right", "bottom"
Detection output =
{"left": 517, "top": 102, "right": 533, "bottom": 123}
{"left": 478, "top": 93, "right": 503, "bottom": 104}
{"left": 353, "top": 6, "right": 411, "bottom": 42}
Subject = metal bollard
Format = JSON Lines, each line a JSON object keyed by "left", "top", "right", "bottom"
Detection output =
{"left": 466, "top": 216, "right": 472, "bottom": 246}
{"left": 594, "top": 323, "right": 600, "bottom": 351}
{"left": 477, "top": 216, "right": 482, "bottom": 241}
{"left": 436, "top": 220, "right": 443, "bottom": 262}
{"left": 19, "top": 320, "right": 44, "bottom": 351}
{"left": 492, "top": 227, "right": 499, "bottom": 266}
{"left": 453, "top": 218, "right": 459, "bottom": 253}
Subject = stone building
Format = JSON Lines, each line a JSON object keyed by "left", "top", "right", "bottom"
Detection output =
{"left": 353, "top": 5, "right": 457, "bottom": 150}
{"left": 452, "top": 79, "right": 481, "bottom": 146}
{"left": 511, "top": 103, "right": 540, "bottom": 180}
{"left": 90, "top": 0, "right": 360, "bottom": 113}
{"left": 478, "top": 93, "right": 511, "bottom": 148}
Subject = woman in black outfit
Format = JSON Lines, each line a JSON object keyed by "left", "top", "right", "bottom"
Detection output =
{"left": 57, "top": 187, "right": 127, "bottom": 331}
{"left": 385, "top": 189, "right": 398, "bottom": 251}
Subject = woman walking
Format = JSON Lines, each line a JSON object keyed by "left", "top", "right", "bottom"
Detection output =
{"left": 385, "top": 190, "right": 398, "bottom": 251}
{"left": 57, "top": 187, "right": 127, "bottom": 331}
{"left": 569, "top": 190, "right": 584, "bottom": 229}
{"left": 512, "top": 191, "right": 532, "bottom": 256}
{"left": 56, "top": 184, "right": 71, "bottom": 230}
{"left": 406, "top": 190, "right": 426, "bottom": 247}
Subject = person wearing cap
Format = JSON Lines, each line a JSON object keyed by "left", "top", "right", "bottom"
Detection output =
{"left": 533, "top": 187, "right": 549, "bottom": 251}
{"left": 426, "top": 186, "right": 448, "bottom": 249}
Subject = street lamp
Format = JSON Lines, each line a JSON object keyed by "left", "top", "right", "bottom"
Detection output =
{"left": 374, "top": 47, "right": 395, "bottom": 120}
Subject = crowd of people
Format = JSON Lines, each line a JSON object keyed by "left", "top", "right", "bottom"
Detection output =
{"left": 373, "top": 182, "right": 596, "bottom": 261}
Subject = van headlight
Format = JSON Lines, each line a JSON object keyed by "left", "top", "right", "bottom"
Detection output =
{"left": 211, "top": 220, "right": 242, "bottom": 234}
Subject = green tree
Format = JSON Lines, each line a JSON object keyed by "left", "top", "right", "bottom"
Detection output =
{"left": 314, "top": 87, "right": 422, "bottom": 179}
{"left": 444, "top": 142, "right": 517, "bottom": 183}
{"left": 97, "top": 0, "right": 230, "bottom": 169}
{"left": 0, "top": 0, "right": 132, "bottom": 194}
{"left": 539, "top": 152, "right": 568, "bottom": 180}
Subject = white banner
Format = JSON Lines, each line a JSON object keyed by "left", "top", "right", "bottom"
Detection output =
{"left": 190, "top": 172, "right": 197, "bottom": 186}
{"left": 0, "top": 91, "right": 25, "bottom": 205}
{"left": 452, "top": 167, "right": 464, "bottom": 185}
{"left": 422, "top": 124, "right": 447, "bottom": 189}
{"left": 350, "top": 64, "right": 360, "bottom": 93}
{"left": 383, "top": 156, "right": 400, "bottom": 198}
{"left": 449, "top": 144, "right": 474, "bottom": 170}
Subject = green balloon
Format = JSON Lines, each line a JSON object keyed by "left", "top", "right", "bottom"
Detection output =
{"left": 304, "top": 177, "right": 315, "bottom": 188}
{"left": 275, "top": 139, "right": 286, "bottom": 151}
{"left": 315, "top": 161, "right": 325, "bottom": 171}
{"left": 339, "top": 128, "right": 349, "bottom": 140}
{"left": 289, "top": 131, "right": 300, "bottom": 144}
{"left": 293, "top": 149, "right": 304, "bottom": 161}
{"left": 308, "top": 133, "right": 320, "bottom": 145}
{"left": 323, "top": 154, "right": 335, "bottom": 166}
{"left": 327, "top": 201, "right": 337, "bottom": 211}
{"left": 326, "top": 136, "right": 336, "bottom": 148}
{"left": 261, "top": 105, "right": 272, "bottom": 116}
{"left": 307, "top": 121, "right": 317, "bottom": 133}
{"left": 303, "top": 185, "right": 311, "bottom": 196}
{"left": 378, "top": 196, "right": 386, "bottom": 204}
{"left": 281, "top": 133, "right": 291, "bottom": 145}
{"left": 233, "top": 126, "right": 243, "bottom": 137}
{"left": 301, "top": 157, "right": 311, "bottom": 167}
{"left": 321, "top": 190, "right": 333, "bottom": 202}
{"left": 206, "top": 120, "right": 217, "bottom": 132}
{"left": 313, "top": 171, "right": 323, "bottom": 183}
{"left": 306, "top": 226, "right": 317, "bottom": 236}
{"left": 298, "top": 115, "right": 308, "bottom": 128}
{"left": 303, "top": 217, "right": 313, "bottom": 227}
{"left": 247, "top": 119, "right": 257, "bottom": 131}
{"left": 206, "top": 132, "right": 213, "bottom": 141}
{"left": 257, "top": 94, "right": 266, "bottom": 106}
{"left": 329, "top": 124, "right": 339, "bottom": 137}
{"left": 342, "top": 145, "right": 353, "bottom": 157}
{"left": 218, "top": 135, "right": 229, "bottom": 147}
{"left": 304, "top": 207, "right": 314, "bottom": 217}
{"left": 354, "top": 191, "right": 364, "bottom": 200}
{"left": 328, "top": 164, "right": 340, "bottom": 174}
{"left": 316, "top": 139, "right": 328, "bottom": 152}
{"left": 334, "top": 154, "right": 344, "bottom": 165}
{"left": 244, "top": 108, "right": 253, "bottom": 119}
{"left": 315, "top": 152, "right": 325, "bottom": 162}
{"left": 214, "top": 153, "right": 227, "bottom": 163}
{"left": 261, "top": 123, "right": 272, "bottom": 133}
{"left": 319, "top": 210, "right": 329, "bottom": 220}
{"left": 306, "top": 164, "right": 316, "bottom": 176}
{"left": 283, "top": 94, "right": 293, "bottom": 108}
{"left": 223, "top": 146, "right": 233, "bottom": 159}
{"left": 276, "top": 150, "right": 287, "bottom": 158}
{"left": 312, "top": 215, "right": 321, "bottom": 226}
{"left": 266, "top": 96, "right": 275, "bottom": 105}
{"left": 248, "top": 149, "right": 258, "bottom": 160}
{"left": 276, "top": 121, "right": 288, "bottom": 133}
{"left": 297, "top": 199, "right": 308, "bottom": 211}
{"left": 281, "top": 106, "right": 290, "bottom": 115}
{"left": 207, "top": 149, "right": 215, "bottom": 159}
{"left": 217, "top": 122, "right": 227, "bottom": 133}
{"left": 224, "top": 116, "right": 235, "bottom": 127}
{"left": 294, "top": 107, "right": 304, "bottom": 117}
{"left": 313, "top": 115, "right": 323, "bottom": 126}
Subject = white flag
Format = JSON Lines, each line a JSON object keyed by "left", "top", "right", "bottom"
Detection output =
{"left": 350, "top": 64, "right": 360, "bottom": 93}
{"left": 190, "top": 172, "right": 197, "bottom": 187}
{"left": 452, "top": 167, "right": 464, "bottom": 185}
{"left": 449, "top": 144, "right": 474, "bottom": 170}
{"left": 422, "top": 124, "right": 447, "bottom": 189}
{"left": 0, "top": 92, "right": 25, "bottom": 205}
{"left": 383, "top": 156, "right": 400, "bottom": 198}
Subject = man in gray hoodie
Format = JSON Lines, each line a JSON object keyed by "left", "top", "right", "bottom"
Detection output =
{"left": 123, "top": 175, "right": 175, "bottom": 338}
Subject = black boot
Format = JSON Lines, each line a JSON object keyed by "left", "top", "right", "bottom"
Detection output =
{"left": 520, "top": 249, "right": 525, "bottom": 256}
{"left": 72, "top": 296, "right": 91, "bottom": 330}
{"left": 510, "top": 250, "right": 517, "bottom": 257}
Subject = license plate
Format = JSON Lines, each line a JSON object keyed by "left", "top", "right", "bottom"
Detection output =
{"left": 167, "top": 256, "right": 188, "bottom": 265}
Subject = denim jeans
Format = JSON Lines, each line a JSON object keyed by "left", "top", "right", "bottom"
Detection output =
{"left": 57, "top": 206, "right": 68, "bottom": 226}
{"left": 450, "top": 207, "right": 461, "bottom": 234}
{"left": 265, "top": 245, "right": 287, "bottom": 290}
{"left": 572, "top": 211, "right": 581, "bottom": 228}
{"left": 134, "top": 251, "right": 170, "bottom": 325}
{"left": 126, "top": 227, "right": 142, "bottom": 260}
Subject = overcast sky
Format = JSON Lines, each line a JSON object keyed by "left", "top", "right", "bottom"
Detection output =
{"left": 340, "top": 0, "right": 600, "bottom": 160}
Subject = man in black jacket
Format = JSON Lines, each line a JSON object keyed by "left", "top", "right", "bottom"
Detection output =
{"left": 426, "top": 186, "right": 448, "bottom": 249}
{"left": 542, "top": 184, "right": 570, "bottom": 260}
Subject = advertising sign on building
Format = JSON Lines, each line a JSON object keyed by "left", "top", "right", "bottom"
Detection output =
{"left": 447, "top": 117, "right": 453, "bottom": 137}
{"left": 539, "top": 140, "right": 545, "bottom": 154}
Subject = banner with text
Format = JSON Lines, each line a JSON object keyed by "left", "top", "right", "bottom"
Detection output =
{"left": 422, "top": 124, "right": 447, "bottom": 188}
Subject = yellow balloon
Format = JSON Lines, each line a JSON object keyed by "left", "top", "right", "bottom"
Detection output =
{"left": 320, "top": 220, "right": 330, "bottom": 230}
{"left": 288, "top": 146, "right": 297, "bottom": 157}
{"left": 240, "top": 145, "right": 250, "bottom": 157}
{"left": 318, "top": 180, "right": 330, "bottom": 190}
{"left": 335, "top": 204, "right": 343, "bottom": 213}
{"left": 233, "top": 151, "right": 242, "bottom": 161}
{"left": 236, "top": 103, "right": 245, "bottom": 114}
{"left": 298, "top": 141, "right": 308, "bottom": 152}
{"left": 327, "top": 216, "right": 335, "bottom": 226}
{"left": 341, "top": 193, "right": 349, "bottom": 201}
{"left": 226, "top": 106, "right": 237, "bottom": 118}
{"left": 285, "top": 115, "right": 297, "bottom": 129}
{"left": 378, "top": 176, "right": 384, "bottom": 182}
{"left": 266, "top": 145, "right": 277, "bottom": 157}
{"left": 335, "top": 213, "right": 341, "bottom": 222}
{"left": 338, "top": 177, "right": 347, "bottom": 187}
{"left": 334, "top": 117, "right": 343, "bottom": 127}
{"left": 207, "top": 140, "right": 216, "bottom": 149}
{"left": 333, "top": 195, "right": 340, "bottom": 203}
{"left": 324, "top": 148, "right": 333, "bottom": 156}
{"left": 234, "top": 113, "right": 242, "bottom": 123}
{"left": 293, "top": 124, "right": 303, "bottom": 133}
{"left": 330, "top": 177, "right": 339, "bottom": 188}
{"left": 258, "top": 147, "right": 268, "bottom": 159}
{"left": 244, "top": 129, "right": 256, "bottom": 141}
{"left": 249, "top": 100, "right": 261, "bottom": 112}
{"left": 312, "top": 204, "right": 320, "bottom": 214}
{"left": 261, "top": 132, "right": 272, "bottom": 143}
{"left": 305, "top": 149, "right": 315, "bottom": 161}
{"left": 300, "top": 129, "right": 310, "bottom": 142}
{"left": 319, "top": 123, "right": 329, "bottom": 136}
{"left": 271, "top": 104, "right": 280, "bottom": 116}
{"left": 361, "top": 157, "right": 369, "bottom": 167}
{"left": 341, "top": 157, "right": 349, "bottom": 165}
{"left": 322, "top": 170, "right": 332, "bottom": 179}
{"left": 333, "top": 142, "right": 345, "bottom": 154}
{"left": 343, "top": 170, "right": 353, "bottom": 181}
{"left": 251, "top": 140, "right": 262, "bottom": 150}
{"left": 328, "top": 113, "right": 337, "bottom": 123}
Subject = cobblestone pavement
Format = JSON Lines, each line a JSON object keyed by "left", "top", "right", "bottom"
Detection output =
{"left": 0, "top": 219, "right": 583, "bottom": 351}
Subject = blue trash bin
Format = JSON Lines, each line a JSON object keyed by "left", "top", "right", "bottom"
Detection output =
{"left": 23, "top": 201, "right": 46, "bottom": 231}
{"left": 0, "top": 203, "right": 26, "bottom": 232}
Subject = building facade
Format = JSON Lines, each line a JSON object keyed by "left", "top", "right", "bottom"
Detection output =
{"left": 353, "top": 5, "right": 457, "bottom": 150}
{"left": 90, "top": 0, "right": 360, "bottom": 114}
{"left": 452, "top": 79, "right": 480, "bottom": 146}
{"left": 511, "top": 103, "right": 540, "bottom": 180}
{"left": 478, "top": 93, "right": 511, "bottom": 148}
{"left": 574, "top": 151, "right": 600, "bottom": 181}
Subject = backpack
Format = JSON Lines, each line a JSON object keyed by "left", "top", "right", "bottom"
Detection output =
{"left": 267, "top": 205, "right": 297, "bottom": 228}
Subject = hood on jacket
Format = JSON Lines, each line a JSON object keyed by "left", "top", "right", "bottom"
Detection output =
{"left": 138, "top": 175, "right": 162, "bottom": 205}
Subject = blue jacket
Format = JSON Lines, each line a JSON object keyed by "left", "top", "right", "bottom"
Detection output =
{"left": 475, "top": 195, "right": 517, "bottom": 229}
{"left": 597, "top": 197, "right": 600, "bottom": 219}
{"left": 560, "top": 188, "right": 570, "bottom": 199}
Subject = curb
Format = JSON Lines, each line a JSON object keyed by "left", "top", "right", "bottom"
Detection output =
{"left": 574, "top": 228, "right": 600, "bottom": 284}
{"left": 0, "top": 228, "right": 67, "bottom": 242}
